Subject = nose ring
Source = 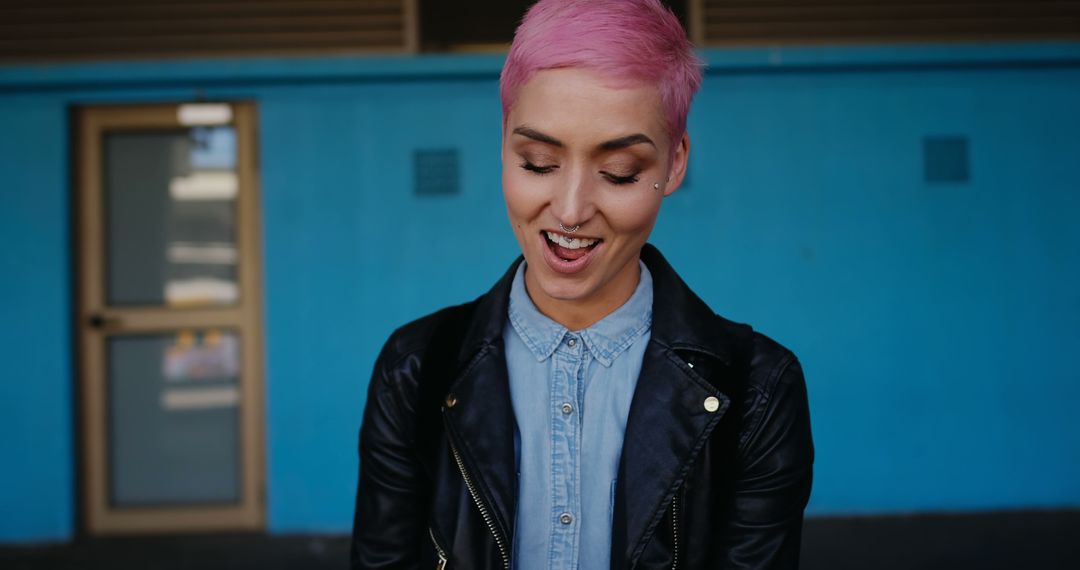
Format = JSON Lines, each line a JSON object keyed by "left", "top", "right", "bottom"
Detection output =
{"left": 559, "top": 223, "right": 580, "bottom": 234}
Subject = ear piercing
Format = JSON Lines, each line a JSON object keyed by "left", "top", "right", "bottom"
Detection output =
{"left": 653, "top": 183, "right": 661, "bottom": 190}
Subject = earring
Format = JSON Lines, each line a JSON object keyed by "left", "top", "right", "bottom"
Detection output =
{"left": 653, "top": 183, "right": 661, "bottom": 190}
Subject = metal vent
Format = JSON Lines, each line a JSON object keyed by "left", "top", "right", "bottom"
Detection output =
{"left": 923, "top": 136, "right": 970, "bottom": 183}
{"left": 0, "top": 0, "right": 417, "bottom": 63}
{"left": 696, "top": 0, "right": 1080, "bottom": 45}
{"left": 413, "top": 148, "right": 460, "bottom": 196}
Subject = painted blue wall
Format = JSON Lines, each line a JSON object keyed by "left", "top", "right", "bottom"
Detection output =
{"left": 1, "top": 43, "right": 1078, "bottom": 543}
{"left": 0, "top": 94, "right": 74, "bottom": 542}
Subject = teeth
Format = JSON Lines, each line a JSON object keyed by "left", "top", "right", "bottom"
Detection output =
{"left": 545, "top": 231, "right": 598, "bottom": 250}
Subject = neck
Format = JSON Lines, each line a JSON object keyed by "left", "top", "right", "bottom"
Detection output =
{"left": 523, "top": 256, "right": 641, "bottom": 331}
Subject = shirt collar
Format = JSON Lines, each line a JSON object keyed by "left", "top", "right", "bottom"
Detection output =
{"left": 507, "top": 259, "right": 653, "bottom": 367}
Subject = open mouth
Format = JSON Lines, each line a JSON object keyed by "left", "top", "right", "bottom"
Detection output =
{"left": 541, "top": 230, "right": 602, "bottom": 272}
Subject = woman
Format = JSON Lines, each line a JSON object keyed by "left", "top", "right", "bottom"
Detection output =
{"left": 351, "top": 1, "right": 813, "bottom": 568}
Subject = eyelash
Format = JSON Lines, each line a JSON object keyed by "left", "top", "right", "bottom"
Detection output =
{"left": 603, "top": 172, "right": 640, "bottom": 186}
{"left": 521, "top": 161, "right": 556, "bottom": 175}
{"left": 519, "top": 161, "right": 640, "bottom": 186}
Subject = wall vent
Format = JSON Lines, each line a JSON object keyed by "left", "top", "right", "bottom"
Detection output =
{"left": 923, "top": 136, "right": 970, "bottom": 184}
{"left": 413, "top": 148, "right": 460, "bottom": 196}
{"left": 0, "top": 0, "right": 417, "bottom": 63}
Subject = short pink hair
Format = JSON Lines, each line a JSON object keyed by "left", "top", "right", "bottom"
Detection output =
{"left": 499, "top": 0, "right": 703, "bottom": 148}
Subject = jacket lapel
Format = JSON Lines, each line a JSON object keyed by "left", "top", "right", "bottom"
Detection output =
{"left": 611, "top": 340, "right": 731, "bottom": 567}
{"left": 610, "top": 244, "right": 750, "bottom": 567}
{"left": 440, "top": 258, "right": 524, "bottom": 546}
{"left": 443, "top": 339, "right": 518, "bottom": 546}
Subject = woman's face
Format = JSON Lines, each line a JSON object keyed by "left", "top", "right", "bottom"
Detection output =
{"left": 502, "top": 67, "right": 688, "bottom": 322}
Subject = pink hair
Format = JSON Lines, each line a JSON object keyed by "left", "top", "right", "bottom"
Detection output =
{"left": 499, "top": 0, "right": 703, "bottom": 148}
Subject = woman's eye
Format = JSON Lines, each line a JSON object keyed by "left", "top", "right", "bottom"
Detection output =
{"left": 521, "top": 161, "right": 557, "bottom": 175}
{"left": 602, "top": 172, "right": 640, "bottom": 186}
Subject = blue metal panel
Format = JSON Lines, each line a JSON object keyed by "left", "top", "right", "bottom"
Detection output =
{"left": 675, "top": 65, "right": 1080, "bottom": 514}
{"left": 0, "top": 42, "right": 1078, "bottom": 541}
{"left": 0, "top": 97, "right": 74, "bottom": 542}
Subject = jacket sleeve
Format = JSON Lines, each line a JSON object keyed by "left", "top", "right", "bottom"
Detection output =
{"left": 719, "top": 354, "right": 814, "bottom": 569}
{"left": 350, "top": 339, "right": 428, "bottom": 570}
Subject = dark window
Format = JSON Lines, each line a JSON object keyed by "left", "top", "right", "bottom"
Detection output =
{"left": 700, "top": 0, "right": 1080, "bottom": 45}
{"left": 0, "top": 0, "right": 414, "bottom": 63}
{"left": 419, "top": 0, "right": 689, "bottom": 51}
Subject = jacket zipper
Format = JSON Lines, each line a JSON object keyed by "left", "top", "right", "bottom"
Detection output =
{"left": 671, "top": 491, "right": 680, "bottom": 570}
{"left": 429, "top": 527, "right": 448, "bottom": 570}
{"left": 447, "top": 435, "right": 511, "bottom": 569}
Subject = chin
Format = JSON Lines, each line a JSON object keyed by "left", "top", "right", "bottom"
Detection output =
{"left": 531, "top": 270, "right": 599, "bottom": 302}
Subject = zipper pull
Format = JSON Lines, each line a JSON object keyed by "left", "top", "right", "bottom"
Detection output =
{"left": 430, "top": 527, "right": 449, "bottom": 570}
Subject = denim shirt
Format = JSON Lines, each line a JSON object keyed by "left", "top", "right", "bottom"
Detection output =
{"left": 504, "top": 260, "right": 653, "bottom": 570}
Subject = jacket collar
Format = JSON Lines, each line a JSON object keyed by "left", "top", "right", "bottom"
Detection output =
{"left": 457, "top": 243, "right": 741, "bottom": 364}
{"left": 455, "top": 252, "right": 520, "bottom": 364}
{"left": 507, "top": 260, "right": 653, "bottom": 366}
{"left": 640, "top": 244, "right": 744, "bottom": 365}
{"left": 444, "top": 243, "right": 750, "bottom": 567}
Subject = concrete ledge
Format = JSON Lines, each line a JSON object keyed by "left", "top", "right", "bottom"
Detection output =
{"left": 802, "top": 510, "right": 1080, "bottom": 570}
{"left": 2, "top": 510, "right": 1078, "bottom": 569}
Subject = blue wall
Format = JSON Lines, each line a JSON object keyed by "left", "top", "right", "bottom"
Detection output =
{"left": 0, "top": 94, "right": 74, "bottom": 542}
{"left": 1, "top": 43, "right": 1078, "bottom": 543}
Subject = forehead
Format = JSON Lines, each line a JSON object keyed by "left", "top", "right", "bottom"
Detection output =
{"left": 506, "top": 67, "right": 667, "bottom": 146}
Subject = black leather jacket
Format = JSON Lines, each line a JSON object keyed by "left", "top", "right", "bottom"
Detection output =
{"left": 352, "top": 244, "right": 814, "bottom": 569}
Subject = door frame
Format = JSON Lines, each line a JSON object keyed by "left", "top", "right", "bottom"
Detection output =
{"left": 74, "top": 101, "right": 266, "bottom": 534}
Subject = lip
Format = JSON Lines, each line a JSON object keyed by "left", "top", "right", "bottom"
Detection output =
{"left": 537, "top": 230, "right": 603, "bottom": 275}
{"left": 542, "top": 228, "right": 602, "bottom": 241}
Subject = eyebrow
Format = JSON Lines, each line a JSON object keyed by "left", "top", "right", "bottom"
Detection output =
{"left": 599, "top": 133, "right": 655, "bottom": 151}
{"left": 512, "top": 127, "right": 656, "bottom": 151}
{"left": 513, "top": 127, "right": 562, "bottom": 147}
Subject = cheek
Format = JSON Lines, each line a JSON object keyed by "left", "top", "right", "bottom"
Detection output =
{"left": 601, "top": 192, "right": 662, "bottom": 238}
{"left": 502, "top": 168, "right": 548, "bottom": 225}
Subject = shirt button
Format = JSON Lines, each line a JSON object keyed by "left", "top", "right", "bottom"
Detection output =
{"left": 559, "top": 512, "right": 573, "bottom": 525}
{"left": 704, "top": 396, "right": 720, "bottom": 412}
{"left": 567, "top": 337, "right": 577, "bottom": 348}
{"left": 561, "top": 402, "right": 573, "bottom": 415}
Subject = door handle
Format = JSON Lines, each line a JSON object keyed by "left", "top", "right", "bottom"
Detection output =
{"left": 87, "top": 313, "right": 123, "bottom": 330}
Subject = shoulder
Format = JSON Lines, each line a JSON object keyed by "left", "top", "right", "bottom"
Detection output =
{"left": 709, "top": 315, "right": 809, "bottom": 453}
{"left": 696, "top": 311, "right": 800, "bottom": 389}
{"left": 697, "top": 310, "right": 806, "bottom": 435}
{"left": 373, "top": 299, "right": 479, "bottom": 382}
{"left": 702, "top": 310, "right": 800, "bottom": 393}
{"left": 745, "top": 326, "right": 802, "bottom": 401}
{"left": 361, "top": 299, "right": 481, "bottom": 440}
{"left": 366, "top": 257, "right": 520, "bottom": 412}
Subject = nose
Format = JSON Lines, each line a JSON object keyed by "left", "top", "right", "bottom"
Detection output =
{"left": 550, "top": 167, "right": 596, "bottom": 229}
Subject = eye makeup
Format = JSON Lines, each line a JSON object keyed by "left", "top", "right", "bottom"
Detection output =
{"left": 601, "top": 171, "right": 640, "bottom": 185}
{"left": 521, "top": 160, "right": 557, "bottom": 175}
{"left": 515, "top": 151, "right": 649, "bottom": 185}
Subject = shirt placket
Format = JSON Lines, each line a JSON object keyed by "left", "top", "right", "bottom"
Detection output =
{"left": 549, "top": 332, "right": 584, "bottom": 569}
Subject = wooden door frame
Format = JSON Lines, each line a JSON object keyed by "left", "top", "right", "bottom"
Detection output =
{"left": 74, "top": 101, "right": 266, "bottom": 534}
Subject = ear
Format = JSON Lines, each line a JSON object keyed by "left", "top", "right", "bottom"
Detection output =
{"left": 662, "top": 132, "right": 690, "bottom": 197}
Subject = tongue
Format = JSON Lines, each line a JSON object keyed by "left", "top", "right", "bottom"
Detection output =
{"left": 553, "top": 242, "right": 591, "bottom": 261}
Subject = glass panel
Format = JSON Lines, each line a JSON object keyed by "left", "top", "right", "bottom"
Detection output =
{"left": 107, "top": 329, "right": 242, "bottom": 507}
{"left": 104, "top": 126, "right": 239, "bottom": 307}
